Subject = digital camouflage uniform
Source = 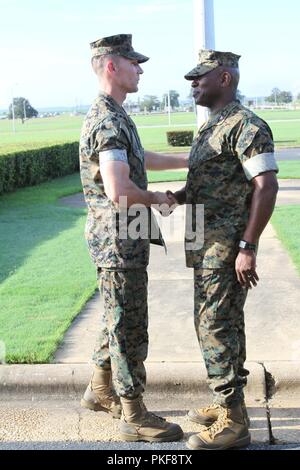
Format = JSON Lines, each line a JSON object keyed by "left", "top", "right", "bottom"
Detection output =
{"left": 80, "top": 39, "right": 163, "bottom": 397}
{"left": 185, "top": 53, "right": 278, "bottom": 406}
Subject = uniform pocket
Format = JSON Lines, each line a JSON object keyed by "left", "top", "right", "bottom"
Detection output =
{"left": 189, "top": 132, "right": 223, "bottom": 168}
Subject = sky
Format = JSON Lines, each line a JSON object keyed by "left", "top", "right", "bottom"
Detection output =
{"left": 0, "top": 0, "right": 299, "bottom": 110}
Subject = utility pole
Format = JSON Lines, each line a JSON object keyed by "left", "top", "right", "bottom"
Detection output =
{"left": 168, "top": 90, "right": 171, "bottom": 126}
{"left": 193, "top": 0, "right": 215, "bottom": 127}
{"left": 23, "top": 98, "right": 27, "bottom": 120}
{"left": 11, "top": 91, "right": 16, "bottom": 133}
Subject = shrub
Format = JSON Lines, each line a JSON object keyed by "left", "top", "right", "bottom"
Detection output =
{"left": 166, "top": 130, "right": 194, "bottom": 147}
{"left": 0, "top": 142, "right": 79, "bottom": 194}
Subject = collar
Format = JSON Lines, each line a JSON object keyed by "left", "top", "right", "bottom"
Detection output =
{"left": 98, "top": 91, "right": 127, "bottom": 115}
{"left": 199, "top": 100, "right": 241, "bottom": 133}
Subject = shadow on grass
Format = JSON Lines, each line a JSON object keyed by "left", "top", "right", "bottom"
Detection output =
{"left": 0, "top": 173, "right": 84, "bottom": 285}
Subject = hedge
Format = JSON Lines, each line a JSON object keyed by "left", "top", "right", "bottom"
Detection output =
{"left": 166, "top": 130, "right": 194, "bottom": 147}
{"left": 0, "top": 142, "right": 79, "bottom": 195}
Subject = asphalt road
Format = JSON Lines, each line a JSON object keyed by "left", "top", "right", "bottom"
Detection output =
{"left": 276, "top": 148, "right": 300, "bottom": 160}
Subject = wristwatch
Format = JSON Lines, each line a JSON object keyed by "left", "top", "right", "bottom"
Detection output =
{"left": 239, "top": 240, "right": 257, "bottom": 251}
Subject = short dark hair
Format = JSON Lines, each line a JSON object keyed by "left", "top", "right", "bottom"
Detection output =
{"left": 91, "top": 54, "right": 119, "bottom": 75}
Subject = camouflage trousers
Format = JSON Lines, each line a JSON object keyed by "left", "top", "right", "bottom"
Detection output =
{"left": 93, "top": 268, "right": 148, "bottom": 399}
{"left": 194, "top": 268, "right": 249, "bottom": 407}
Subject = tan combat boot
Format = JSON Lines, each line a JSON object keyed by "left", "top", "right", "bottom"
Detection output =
{"left": 188, "top": 401, "right": 250, "bottom": 427}
{"left": 187, "top": 403, "right": 251, "bottom": 450}
{"left": 120, "top": 396, "right": 183, "bottom": 442}
{"left": 81, "top": 366, "right": 122, "bottom": 418}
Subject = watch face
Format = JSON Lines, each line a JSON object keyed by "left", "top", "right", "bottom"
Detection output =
{"left": 239, "top": 240, "right": 256, "bottom": 251}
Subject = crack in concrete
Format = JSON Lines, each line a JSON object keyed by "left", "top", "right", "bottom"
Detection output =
{"left": 260, "top": 362, "right": 277, "bottom": 445}
{"left": 76, "top": 408, "right": 84, "bottom": 442}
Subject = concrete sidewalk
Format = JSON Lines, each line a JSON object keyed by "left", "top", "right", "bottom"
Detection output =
{"left": 55, "top": 181, "right": 300, "bottom": 367}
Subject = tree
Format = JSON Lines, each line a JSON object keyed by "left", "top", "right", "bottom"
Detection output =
{"left": 265, "top": 88, "right": 292, "bottom": 105}
{"left": 8, "top": 97, "right": 38, "bottom": 122}
{"left": 140, "top": 95, "right": 160, "bottom": 112}
{"left": 279, "top": 91, "right": 293, "bottom": 104}
{"left": 265, "top": 88, "right": 280, "bottom": 104}
{"left": 162, "top": 90, "right": 180, "bottom": 109}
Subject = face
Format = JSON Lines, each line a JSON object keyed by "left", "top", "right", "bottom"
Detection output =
{"left": 113, "top": 56, "right": 143, "bottom": 93}
{"left": 191, "top": 68, "right": 224, "bottom": 108}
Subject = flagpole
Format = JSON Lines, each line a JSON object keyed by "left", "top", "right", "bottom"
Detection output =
{"left": 193, "top": 0, "right": 215, "bottom": 128}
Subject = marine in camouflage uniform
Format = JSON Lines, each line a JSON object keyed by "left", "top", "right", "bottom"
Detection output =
{"left": 173, "top": 50, "right": 278, "bottom": 450}
{"left": 79, "top": 34, "right": 183, "bottom": 443}
{"left": 80, "top": 91, "right": 149, "bottom": 396}
{"left": 80, "top": 40, "right": 162, "bottom": 398}
{"left": 186, "top": 98, "right": 276, "bottom": 406}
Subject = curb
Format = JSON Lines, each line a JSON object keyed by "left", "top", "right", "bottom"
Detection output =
{"left": 0, "top": 361, "right": 266, "bottom": 404}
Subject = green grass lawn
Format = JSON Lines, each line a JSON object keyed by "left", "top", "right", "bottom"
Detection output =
{"left": 271, "top": 206, "right": 300, "bottom": 276}
{"left": 0, "top": 115, "right": 83, "bottom": 155}
{"left": 148, "top": 170, "right": 187, "bottom": 182}
{"left": 278, "top": 161, "right": 300, "bottom": 179}
{"left": 1, "top": 109, "right": 299, "bottom": 155}
{"left": 0, "top": 173, "right": 95, "bottom": 363}
{"left": 256, "top": 109, "right": 300, "bottom": 121}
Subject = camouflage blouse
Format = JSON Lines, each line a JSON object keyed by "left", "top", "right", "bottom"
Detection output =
{"left": 80, "top": 92, "right": 162, "bottom": 269}
{"left": 185, "top": 100, "right": 277, "bottom": 269}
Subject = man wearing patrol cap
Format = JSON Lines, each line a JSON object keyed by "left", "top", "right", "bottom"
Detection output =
{"left": 79, "top": 34, "right": 186, "bottom": 443}
{"left": 90, "top": 34, "right": 150, "bottom": 63}
{"left": 171, "top": 49, "right": 279, "bottom": 450}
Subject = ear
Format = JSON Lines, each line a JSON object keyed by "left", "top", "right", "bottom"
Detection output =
{"left": 107, "top": 60, "right": 117, "bottom": 74}
{"left": 220, "top": 72, "right": 232, "bottom": 88}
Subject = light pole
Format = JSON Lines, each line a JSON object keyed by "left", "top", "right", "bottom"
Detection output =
{"left": 23, "top": 98, "right": 27, "bottom": 120}
{"left": 193, "top": 0, "right": 215, "bottom": 127}
{"left": 167, "top": 90, "right": 171, "bottom": 126}
{"left": 11, "top": 88, "right": 16, "bottom": 133}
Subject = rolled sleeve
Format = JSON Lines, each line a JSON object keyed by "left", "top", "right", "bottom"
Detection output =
{"left": 235, "top": 119, "right": 278, "bottom": 180}
{"left": 242, "top": 152, "right": 278, "bottom": 181}
{"left": 99, "top": 148, "right": 128, "bottom": 167}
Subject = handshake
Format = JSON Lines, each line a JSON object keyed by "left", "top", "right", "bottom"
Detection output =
{"left": 152, "top": 190, "right": 182, "bottom": 217}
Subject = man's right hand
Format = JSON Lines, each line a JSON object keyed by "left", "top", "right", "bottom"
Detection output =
{"left": 167, "top": 187, "right": 186, "bottom": 205}
{"left": 152, "top": 191, "right": 177, "bottom": 216}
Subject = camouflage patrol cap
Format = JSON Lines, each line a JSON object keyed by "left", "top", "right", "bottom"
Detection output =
{"left": 184, "top": 49, "right": 241, "bottom": 80}
{"left": 90, "top": 34, "right": 149, "bottom": 64}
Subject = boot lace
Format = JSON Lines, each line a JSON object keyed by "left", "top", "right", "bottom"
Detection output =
{"left": 144, "top": 412, "right": 166, "bottom": 425}
{"left": 139, "top": 397, "right": 166, "bottom": 424}
{"left": 202, "top": 403, "right": 221, "bottom": 413}
{"left": 207, "top": 407, "right": 228, "bottom": 439}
